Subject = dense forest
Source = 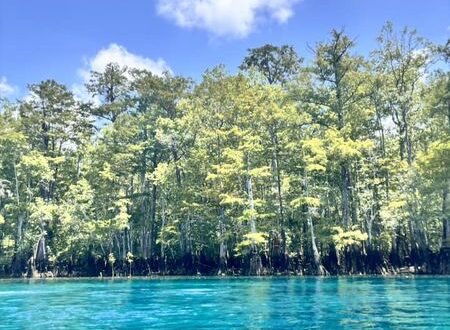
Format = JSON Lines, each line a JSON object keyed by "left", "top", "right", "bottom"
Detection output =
{"left": 0, "top": 23, "right": 449, "bottom": 277}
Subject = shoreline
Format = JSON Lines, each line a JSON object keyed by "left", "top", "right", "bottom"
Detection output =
{"left": 1, "top": 274, "right": 450, "bottom": 281}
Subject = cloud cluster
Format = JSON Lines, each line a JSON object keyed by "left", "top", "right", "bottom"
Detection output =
{"left": 0, "top": 76, "right": 17, "bottom": 98}
{"left": 157, "top": 0, "right": 300, "bottom": 38}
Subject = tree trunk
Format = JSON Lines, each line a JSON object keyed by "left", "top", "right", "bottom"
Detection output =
{"left": 246, "top": 161, "right": 261, "bottom": 276}
{"left": 246, "top": 174, "right": 257, "bottom": 235}
{"left": 270, "top": 130, "right": 288, "bottom": 272}
{"left": 375, "top": 105, "right": 390, "bottom": 198}
{"left": 148, "top": 183, "right": 157, "bottom": 260}
{"left": 442, "top": 182, "right": 450, "bottom": 249}
{"left": 441, "top": 186, "right": 450, "bottom": 274}
{"left": 341, "top": 164, "right": 352, "bottom": 229}
{"left": 303, "top": 170, "right": 324, "bottom": 275}
{"left": 160, "top": 199, "right": 166, "bottom": 274}
{"left": 139, "top": 168, "right": 148, "bottom": 259}
{"left": 403, "top": 110, "right": 413, "bottom": 165}
{"left": 307, "top": 215, "right": 323, "bottom": 275}
{"left": 218, "top": 208, "right": 228, "bottom": 275}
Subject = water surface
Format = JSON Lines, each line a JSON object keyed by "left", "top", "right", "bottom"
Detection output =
{"left": 0, "top": 276, "right": 449, "bottom": 329}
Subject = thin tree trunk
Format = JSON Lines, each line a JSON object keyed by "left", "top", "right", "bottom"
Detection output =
{"left": 375, "top": 104, "right": 390, "bottom": 198}
{"left": 246, "top": 159, "right": 261, "bottom": 275}
{"left": 160, "top": 198, "right": 166, "bottom": 274}
{"left": 303, "top": 168, "right": 323, "bottom": 275}
{"left": 140, "top": 168, "right": 148, "bottom": 259}
{"left": 149, "top": 183, "right": 157, "bottom": 259}
{"left": 247, "top": 175, "right": 256, "bottom": 234}
{"left": 442, "top": 182, "right": 450, "bottom": 249}
{"left": 271, "top": 129, "right": 287, "bottom": 271}
{"left": 307, "top": 215, "right": 323, "bottom": 275}
{"left": 403, "top": 107, "right": 413, "bottom": 165}
{"left": 218, "top": 208, "right": 228, "bottom": 275}
{"left": 341, "top": 164, "right": 352, "bottom": 229}
{"left": 13, "top": 162, "right": 24, "bottom": 245}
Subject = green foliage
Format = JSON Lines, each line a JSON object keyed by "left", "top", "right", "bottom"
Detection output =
{"left": 417, "top": 140, "right": 450, "bottom": 186}
{"left": 0, "top": 26, "right": 447, "bottom": 276}
{"left": 234, "top": 232, "right": 268, "bottom": 255}
{"left": 156, "top": 225, "right": 179, "bottom": 247}
{"left": 126, "top": 252, "right": 134, "bottom": 264}
{"left": 290, "top": 197, "right": 321, "bottom": 209}
{"left": 240, "top": 44, "right": 302, "bottom": 84}
{"left": 108, "top": 253, "right": 116, "bottom": 266}
{"left": 332, "top": 226, "right": 368, "bottom": 251}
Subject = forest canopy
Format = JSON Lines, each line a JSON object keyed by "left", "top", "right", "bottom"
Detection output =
{"left": 0, "top": 23, "right": 449, "bottom": 277}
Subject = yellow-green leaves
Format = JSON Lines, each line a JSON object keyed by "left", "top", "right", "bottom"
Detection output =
{"left": 108, "top": 253, "right": 116, "bottom": 266}
{"left": 48, "top": 156, "right": 65, "bottom": 166}
{"left": 113, "top": 197, "right": 131, "bottom": 231}
{"left": 290, "top": 196, "right": 321, "bottom": 209}
{"left": 234, "top": 232, "right": 268, "bottom": 255}
{"left": 244, "top": 232, "right": 268, "bottom": 244}
{"left": 126, "top": 252, "right": 134, "bottom": 264}
{"left": 1, "top": 236, "right": 15, "bottom": 249}
{"left": 152, "top": 162, "right": 172, "bottom": 186}
{"left": 100, "top": 162, "right": 115, "bottom": 181}
{"left": 30, "top": 198, "right": 56, "bottom": 225}
{"left": 380, "top": 196, "right": 409, "bottom": 230}
{"left": 157, "top": 225, "right": 179, "bottom": 246}
{"left": 219, "top": 194, "right": 245, "bottom": 206}
{"left": 417, "top": 140, "right": 450, "bottom": 185}
{"left": 19, "top": 151, "right": 52, "bottom": 182}
{"left": 249, "top": 166, "right": 271, "bottom": 178}
{"left": 306, "top": 164, "right": 326, "bottom": 172}
{"left": 301, "top": 138, "right": 328, "bottom": 172}
{"left": 332, "top": 226, "right": 368, "bottom": 251}
{"left": 325, "top": 130, "right": 374, "bottom": 160}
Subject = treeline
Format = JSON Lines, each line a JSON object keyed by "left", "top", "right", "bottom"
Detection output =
{"left": 0, "top": 23, "right": 449, "bottom": 277}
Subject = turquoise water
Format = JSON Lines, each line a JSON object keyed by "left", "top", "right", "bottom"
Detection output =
{"left": 0, "top": 277, "right": 449, "bottom": 329}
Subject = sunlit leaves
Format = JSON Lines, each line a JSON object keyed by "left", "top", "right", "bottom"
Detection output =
{"left": 290, "top": 197, "right": 321, "bottom": 209}
{"left": 234, "top": 232, "right": 268, "bottom": 255}
{"left": 332, "top": 226, "right": 368, "bottom": 251}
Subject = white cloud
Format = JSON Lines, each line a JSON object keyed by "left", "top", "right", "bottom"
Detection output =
{"left": 157, "top": 0, "right": 300, "bottom": 38}
{"left": 74, "top": 43, "right": 171, "bottom": 103}
{"left": 0, "top": 76, "right": 17, "bottom": 98}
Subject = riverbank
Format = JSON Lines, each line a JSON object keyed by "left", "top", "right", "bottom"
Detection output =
{"left": 3, "top": 247, "right": 449, "bottom": 278}
{"left": 2, "top": 269, "right": 450, "bottom": 280}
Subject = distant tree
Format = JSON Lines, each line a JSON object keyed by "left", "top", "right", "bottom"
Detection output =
{"left": 240, "top": 44, "right": 302, "bottom": 84}
{"left": 86, "top": 63, "right": 130, "bottom": 122}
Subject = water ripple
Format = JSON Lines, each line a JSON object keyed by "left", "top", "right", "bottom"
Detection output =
{"left": 0, "top": 277, "right": 449, "bottom": 329}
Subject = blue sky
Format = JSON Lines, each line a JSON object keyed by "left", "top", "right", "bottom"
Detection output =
{"left": 0, "top": 0, "right": 449, "bottom": 99}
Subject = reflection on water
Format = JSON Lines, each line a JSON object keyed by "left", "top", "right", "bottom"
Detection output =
{"left": 0, "top": 277, "right": 449, "bottom": 329}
